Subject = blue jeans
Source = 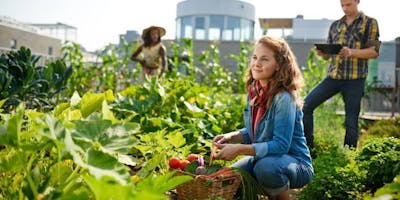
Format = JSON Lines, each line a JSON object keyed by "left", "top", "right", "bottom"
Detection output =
{"left": 232, "top": 155, "right": 313, "bottom": 196}
{"left": 302, "top": 77, "right": 365, "bottom": 148}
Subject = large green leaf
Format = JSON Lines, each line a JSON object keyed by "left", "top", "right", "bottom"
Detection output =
{"left": 183, "top": 101, "right": 205, "bottom": 118}
{"left": 87, "top": 149, "right": 130, "bottom": 184}
{"left": 0, "top": 104, "right": 24, "bottom": 147}
{"left": 166, "top": 131, "right": 186, "bottom": 148}
{"left": 80, "top": 92, "right": 105, "bottom": 118}
{"left": 74, "top": 118, "right": 139, "bottom": 154}
{"left": 136, "top": 171, "right": 192, "bottom": 195}
{"left": 83, "top": 174, "right": 136, "bottom": 200}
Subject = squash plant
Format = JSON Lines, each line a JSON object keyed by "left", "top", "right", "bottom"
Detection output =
{"left": 0, "top": 91, "right": 191, "bottom": 199}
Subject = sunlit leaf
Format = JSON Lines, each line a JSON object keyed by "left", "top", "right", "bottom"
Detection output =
{"left": 53, "top": 102, "right": 70, "bottom": 117}
{"left": 85, "top": 149, "right": 130, "bottom": 184}
{"left": 118, "top": 154, "right": 139, "bottom": 167}
{"left": 101, "top": 100, "right": 116, "bottom": 122}
{"left": 104, "top": 89, "right": 115, "bottom": 103}
{"left": 166, "top": 131, "right": 186, "bottom": 148}
{"left": 83, "top": 175, "right": 135, "bottom": 199}
{"left": 137, "top": 171, "right": 192, "bottom": 194}
{"left": 80, "top": 92, "right": 104, "bottom": 118}
{"left": 183, "top": 101, "right": 205, "bottom": 118}
{"left": 137, "top": 152, "right": 165, "bottom": 178}
{"left": 0, "top": 104, "right": 24, "bottom": 147}
{"left": 70, "top": 91, "right": 81, "bottom": 107}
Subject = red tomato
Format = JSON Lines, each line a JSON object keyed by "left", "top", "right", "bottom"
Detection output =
{"left": 169, "top": 157, "right": 181, "bottom": 169}
{"left": 186, "top": 154, "right": 199, "bottom": 162}
{"left": 179, "top": 160, "right": 190, "bottom": 170}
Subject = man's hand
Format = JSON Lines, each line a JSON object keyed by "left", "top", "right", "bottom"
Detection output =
{"left": 339, "top": 46, "right": 352, "bottom": 57}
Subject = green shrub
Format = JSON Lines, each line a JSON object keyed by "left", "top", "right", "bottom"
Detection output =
{"left": 372, "top": 174, "right": 400, "bottom": 200}
{"left": 298, "top": 145, "right": 352, "bottom": 200}
{"left": 356, "top": 137, "right": 400, "bottom": 192}
{"left": 365, "top": 118, "right": 400, "bottom": 138}
{"left": 0, "top": 47, "right": 72, "bottom": 112}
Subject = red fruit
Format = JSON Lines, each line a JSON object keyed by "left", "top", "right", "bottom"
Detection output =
{"left": 169, "top": 157, "right": 181, "bottom": 169}
{"left": 186, "top": 154, "right": 199, "bottom": 162}
{"left": 179, "top": 160, "right": 190, "bottom": 170}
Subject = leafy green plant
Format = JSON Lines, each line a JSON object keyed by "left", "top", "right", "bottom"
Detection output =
{"left": 369, "top": 174, "right": 400, "bottom": 200}
{"left": 0, "top": 90, "right": 192, "bottom": 199}
{"left": 229, "top": 41, "right": 252, "bottom": 93}
{"left": 356, "top": 137, "right": 400, "bottom": 192}
{"left": 197, "top": 42, "right": 233, "bottom": 92}
{"left": 0, "top": 47, "right": 72, "bottom": 112}
{"left": 364, "top": 118, "right": 400, "bottom": 139}
{"left": 301, "top": 49, "right": 329, "bottom": 97}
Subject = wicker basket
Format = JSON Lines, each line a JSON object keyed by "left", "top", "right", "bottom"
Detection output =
{"left": 174, "top": 168, "right": 242, "bottom": 200}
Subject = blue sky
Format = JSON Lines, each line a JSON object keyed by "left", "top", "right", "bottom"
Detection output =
{"left": 1, "top": 0, "right": 398, "bottom": 51}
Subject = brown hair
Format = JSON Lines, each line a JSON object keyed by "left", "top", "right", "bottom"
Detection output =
{"left": 245, "top": 35, "right": 304, "bottom": 108}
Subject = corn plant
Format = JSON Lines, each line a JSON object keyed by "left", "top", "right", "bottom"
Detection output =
{"left": 197, "top": 42, "right": 233, "bottom": 93}
{"left": 229, "top": 41, "right": 252, "bottom": 93}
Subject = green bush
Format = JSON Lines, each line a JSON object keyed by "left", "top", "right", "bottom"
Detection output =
{"left": 298, "top": 146, "right": 355, "bottom": 200}
{"left": 0, "top": 47, "right": 72, "bottom": 112}
{"left": 356, "top": 137, "right": 400, "bottom": 192}
{"left": 365, "top": 118, "right": 400, "bottom": 138}
{"left": 371, "top": 174, "right": 400, "bottom": 200}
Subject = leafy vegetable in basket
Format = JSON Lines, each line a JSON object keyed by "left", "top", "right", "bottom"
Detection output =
{"left": 184, "top": 155, "right": 223, "bottom": 175}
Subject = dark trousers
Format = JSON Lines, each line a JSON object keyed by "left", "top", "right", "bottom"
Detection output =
{"left": 302, "top": 77, "right": 365, "bottom": 148}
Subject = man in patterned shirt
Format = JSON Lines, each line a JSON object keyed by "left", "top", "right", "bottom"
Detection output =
{"left": 303, "top": 0, "right": 380, "bottom": 150}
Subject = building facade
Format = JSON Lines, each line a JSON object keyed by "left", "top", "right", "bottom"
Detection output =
{"left": 176, "top": 0, "right": 255, "bottom": 41}
{"left": 0, "top": 16, "right": 61, "bottom": 60}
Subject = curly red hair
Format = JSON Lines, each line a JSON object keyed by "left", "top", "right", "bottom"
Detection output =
{"left": 245, "top": 35, "right": 304, "bottom": 108}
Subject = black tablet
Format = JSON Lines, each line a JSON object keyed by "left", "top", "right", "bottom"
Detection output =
{"left": 314, "top": 43, "right": 343, "bottom": 54}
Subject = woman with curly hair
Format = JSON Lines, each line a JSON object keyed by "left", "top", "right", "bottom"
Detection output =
{"left": 212, "top": 36, "right": 313, "bottom": 200}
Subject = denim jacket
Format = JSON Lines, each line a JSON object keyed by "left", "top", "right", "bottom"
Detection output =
{"left": 239, "top": 91, "right": 313, "bottom": 168}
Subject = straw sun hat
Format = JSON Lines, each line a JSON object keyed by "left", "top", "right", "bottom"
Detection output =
{"left": 141, "top": 25, "right": 166, "bottom": 39}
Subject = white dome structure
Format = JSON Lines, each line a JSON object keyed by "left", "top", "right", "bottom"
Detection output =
{"left": 176, "top": 0, "right": 255, "bottom": 41}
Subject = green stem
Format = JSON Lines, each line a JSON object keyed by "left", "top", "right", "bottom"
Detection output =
{"left": 25, "top": 154, "right": 39, "bottom": 199}
{"left": 62, "top": 165, "right": 81, "bottom": 194}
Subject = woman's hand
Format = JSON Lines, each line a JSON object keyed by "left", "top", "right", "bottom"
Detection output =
{"left": 212, "top": 143, "right": 240, "bottom": 161}
{"left": 213, "top": 131, "right": 242, "bottom": 144}
{"left": 212, "top": 134, "right": 231, "bottom": 144}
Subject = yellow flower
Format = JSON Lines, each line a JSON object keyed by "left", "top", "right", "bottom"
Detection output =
{"left": 37, "top": 193, "right": 44, "bottom": 200}
{"left": 188, "top": 97, "right": 196, "bottom": 104}
{"left": 131, "top": 175, "right": 140, "bottom": 184}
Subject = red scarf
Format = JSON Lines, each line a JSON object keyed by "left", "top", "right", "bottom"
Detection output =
{"left": 249, "top": 81, "right": 269, "bottom": 140}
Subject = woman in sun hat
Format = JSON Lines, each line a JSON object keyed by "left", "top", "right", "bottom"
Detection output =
{"left": 131, "top": 25, "right": 167, "bottom": 79}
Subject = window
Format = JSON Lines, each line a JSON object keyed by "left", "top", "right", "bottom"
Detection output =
{"left": 223, "top": 16, "right": 241, "bottom": 40}
{"left": 10, "top": 39, "right": 17, "bottom": 49}
{"left": 48, "top": 47, "right": 53, "bottom": 55}
{"left": 208, "top": 15, "right": 224, "bottom": 40}
{"left": 176, "top": 18, "right": 181, "bottom": 39}
{"left": 240, "top": 19, "right": 254, "bottom": 41}
{"left": 181, "top": 16, "right": 193, "bottom": 39}
{"left": 195, "top": 17, "right": 205, "bottom": 40}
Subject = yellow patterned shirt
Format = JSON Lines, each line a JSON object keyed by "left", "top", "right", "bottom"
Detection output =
{"left": 327, "top": 12, "right": 380, "bottom": 80}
